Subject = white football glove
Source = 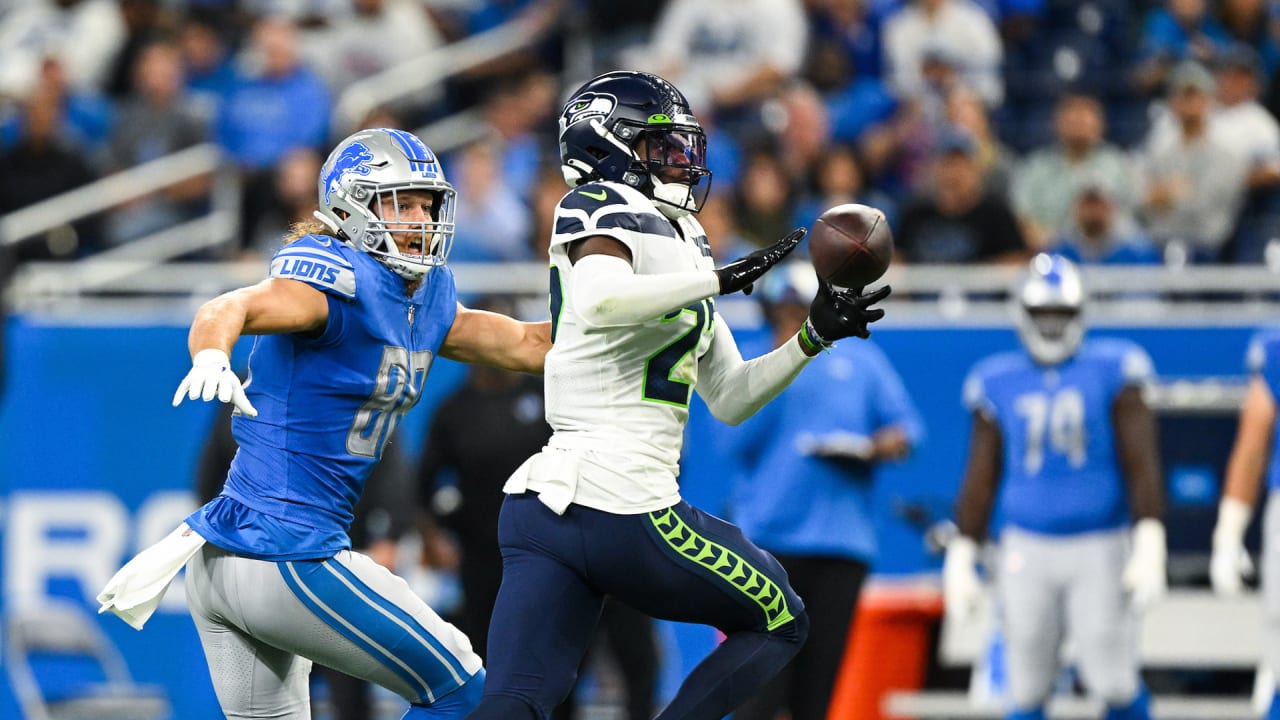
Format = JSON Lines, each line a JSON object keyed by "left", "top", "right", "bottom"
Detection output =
{"left": 943, "top": 535, "right": 984, "bottom": 620}
{"left": 172, "top": 348, "right": 258, "bottom": 418}
{"left": 1123, "top": 518, "right": 1167, "bottom": 612}
{"left": 1210, "top": 497, "right": 1255, "bottom": 597}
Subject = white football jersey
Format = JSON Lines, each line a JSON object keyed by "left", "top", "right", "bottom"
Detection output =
{"left": 515, "top": 180, "right": 718, "bottom": 514}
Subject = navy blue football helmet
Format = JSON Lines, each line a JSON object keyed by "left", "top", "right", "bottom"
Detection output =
{"left": 558, "top": 71, "right": 712, "bottom": 217}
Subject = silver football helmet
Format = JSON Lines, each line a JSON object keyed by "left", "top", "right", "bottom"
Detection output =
{"left": 1016, "top": 253, "right": 1086, "bottom": 366}
{"left": 315, "top": 128, "right": 456, "bottom": 280}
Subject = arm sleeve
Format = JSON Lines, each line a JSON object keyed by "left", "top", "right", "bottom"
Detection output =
{"left": 695, "top": 313, "right": 815, "bottom": 426}
{"left": 571, "top": 254, "right": 720, "bottom": 328}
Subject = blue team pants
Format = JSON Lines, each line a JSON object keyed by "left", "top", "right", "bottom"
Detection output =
{"left": 469, "top": 493, "right": 808, "bottom": 720}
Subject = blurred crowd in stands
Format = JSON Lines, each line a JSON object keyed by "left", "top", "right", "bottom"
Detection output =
{"left": 5, "top": 0, "right": 1280, "bottom": 271}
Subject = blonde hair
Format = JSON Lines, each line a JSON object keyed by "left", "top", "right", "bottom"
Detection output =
{"left": 283, "top": 219, "right": 338, "bottom": 245}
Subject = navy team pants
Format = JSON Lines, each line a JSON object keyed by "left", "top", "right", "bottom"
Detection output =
{"left": 467, "top": 492, "right": 809, "bottom": 720}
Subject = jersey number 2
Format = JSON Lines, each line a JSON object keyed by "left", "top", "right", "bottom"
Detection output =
{"left": 643, "top": 300, "right": 710, "bottom": 407}
{"left": 1014, "top": 388, "right": 1086, "bottom": 474}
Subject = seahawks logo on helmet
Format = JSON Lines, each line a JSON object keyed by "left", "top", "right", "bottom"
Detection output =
{"left": 322, "top": 141, "right": 375, "bottom": 205}
{"left": 559, "top": 93, "right": 617, "bottom": 134}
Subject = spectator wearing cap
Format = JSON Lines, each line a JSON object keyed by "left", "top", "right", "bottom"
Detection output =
{"left": 895, "top": 125, "right": 1030, "bottom": 263}
{"left": 1213, "top": 43, "right": 1280, "bottom": 261}
{"left": 1048, "top": 178, "right": 1161, "bottom": 265}
{"left": 860, "top": 43, "right": 961, "bottom": 197}
{"left": 1012, "top": 92, "right": 1134, "bottom": 250}
{"left": 944, "top": 84, "right": 1014, "bottom": 198}
{"left": 1137, "top": 60, "right": 1249, "bottom": 262}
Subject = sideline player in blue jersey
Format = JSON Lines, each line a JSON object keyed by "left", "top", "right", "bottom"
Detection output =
{"left": 731, "top": 263, "right": 925, "bottom": 720}
{"left": 1212, "top": 329, "right": 1280, "bottom": 720}
{"left": 943, "top": 254, "right": 1166, "bottom": 720}
{"left": 98, "top": 128, "right": 551, "bottom": 720}
{"left": 463, "top": 71, "right": 891, "bottom": 720}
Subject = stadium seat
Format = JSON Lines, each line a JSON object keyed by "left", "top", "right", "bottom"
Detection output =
{"left": 4, "top": 598, "right": 171, "bottom": 720}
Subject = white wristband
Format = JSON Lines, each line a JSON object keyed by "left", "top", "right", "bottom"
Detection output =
{"left": 1132, "top": 517, "right": 1166, "bottom": 552}
{"left": 1214, "top": 497, "right": 1252, "bottom": 548}
{"left": 947, "top": 535, "right": 979, "bottom": 567}
{"left": 192, "top": 348, "right": 232, "bottom": 368}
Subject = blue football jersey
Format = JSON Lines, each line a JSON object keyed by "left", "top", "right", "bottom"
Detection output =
{"left": 186, "top": 234, "right": 458, "bottom": 559}
{"left": 963, "top": 338, "right": 1155, "bottom": 536}
{"left": 729, "top": 336, "right": 925, "bottom": 563}
{"left": 1245, "top": 329, "right": 1280, "bottom": 491}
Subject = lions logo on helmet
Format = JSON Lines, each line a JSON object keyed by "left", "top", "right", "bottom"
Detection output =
{"left": 315, "top": 128, "right": 457, "bottom": 281}
{"left": 1015, "top": 253, "right": 1086, "bottom": 366}
{"left": 322, "top": 142, "right": 374, "bottom": 206}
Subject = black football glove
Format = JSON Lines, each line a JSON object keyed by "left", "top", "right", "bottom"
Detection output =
{"left": 805, "top": 278, "right": 891, "bottom": 347}
{"left": 714, "top": 228, "right": 806, "bottom": 296}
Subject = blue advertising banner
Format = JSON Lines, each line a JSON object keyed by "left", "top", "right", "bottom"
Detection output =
{"left": 0, "top": 315, "right": 1257, "bottom": 717}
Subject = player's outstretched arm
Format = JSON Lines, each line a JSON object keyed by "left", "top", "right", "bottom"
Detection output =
{"left": 1113, "top": 384, "right": 1167, "bottom": 610}
{"left": 1212, "top": 376, "right": 1274, "bottom": 595}
{"left": 714, "top": 228, "right": 805, "bottom": 296}
{"left": 696, "top": 313, "right": 814, "bottom": 426}
{"left": 944, "top": 412, "right": 1003, "bottom": 620}
{"left": 173, "top": 279, "right": 329, "bottom": 416}
{"left": 440, "top": 304, "right": 552, "bottom": 375}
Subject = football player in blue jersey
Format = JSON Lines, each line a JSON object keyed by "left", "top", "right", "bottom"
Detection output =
{"left": 100, "top": 128, "right": 551, "bottom": 720}
{"left": 464, "top": 71, "right": 891, "bottom": 720}
{"left": 1212, "top": 329, "right": 1280, "bottom": 720}
{"left": 943, "top": 254, "right": 1166, "bottom": 720}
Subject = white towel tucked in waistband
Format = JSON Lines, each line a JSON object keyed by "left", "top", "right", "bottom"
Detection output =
{"left": 96, "top": 522, "right": 207, "bottom": 630}
{"left": 503, "top": 448, "right": 581, "bottom": 515}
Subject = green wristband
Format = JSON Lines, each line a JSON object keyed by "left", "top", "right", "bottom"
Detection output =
{"left": 800, "top": 319, "right": 832, "bottom": 353}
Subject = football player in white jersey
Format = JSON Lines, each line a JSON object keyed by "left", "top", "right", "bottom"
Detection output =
{"left": 464, "top": 71, "right": 891, "bottom": 720}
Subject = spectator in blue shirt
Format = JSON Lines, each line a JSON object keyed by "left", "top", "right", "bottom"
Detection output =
{"left": 729, "top": 262, "right": 924, "bottom": 720}
{"left": 1049, "top": 181, "right": 1161, "bottom": 265}
{"left": 215, "top": 16, "right": 330, "bottom": 251}
{"left": 1134, "top": 0, "right": 1233, "bottom": 95}
{"left": 215, "top": 17, "right": 329, "bottom": 171}
{"left": 177, "top": 10, "right": 238, "bottom": 126}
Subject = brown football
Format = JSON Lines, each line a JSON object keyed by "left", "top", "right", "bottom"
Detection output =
{"left": 809, "top": 204, "right": 893, "bottom": 289}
